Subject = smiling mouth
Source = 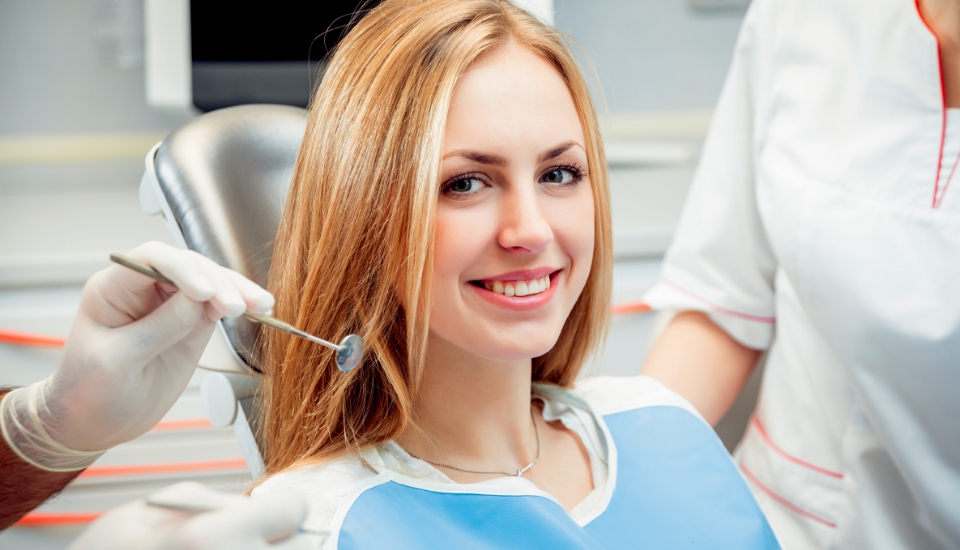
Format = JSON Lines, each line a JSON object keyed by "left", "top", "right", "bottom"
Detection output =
{"left": 469, "top": 272, "right": 557, "bottom": 297}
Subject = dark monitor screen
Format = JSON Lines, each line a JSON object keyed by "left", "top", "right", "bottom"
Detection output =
{"left": 190, "top": 1, "right": 380, "bottom": 111}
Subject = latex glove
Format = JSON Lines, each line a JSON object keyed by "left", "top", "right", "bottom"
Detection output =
{"left": 0, "top": 242, "right": 273, "bottom": 470}
{"left": 69, "top": 482, "right": 312, "bottom": 550}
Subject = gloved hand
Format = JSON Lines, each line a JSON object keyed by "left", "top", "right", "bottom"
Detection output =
{"left": 69, "top": 482, "right": 312, "bottom": 550}
{"left": 0, "top": 241, "right": 273, "bottom": 470}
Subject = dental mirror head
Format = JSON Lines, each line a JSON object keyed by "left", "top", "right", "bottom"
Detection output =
{"left": 335, "top": 334, "right": 364, "bottom": 372}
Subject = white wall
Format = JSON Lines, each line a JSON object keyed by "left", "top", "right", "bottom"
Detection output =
{"left": 556, "top": 0, "right": 746, "bottom": 112}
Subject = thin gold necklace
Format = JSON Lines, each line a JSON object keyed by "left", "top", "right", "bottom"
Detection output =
{"left": 406, "top": 406, "right": 540, "bottom": 478}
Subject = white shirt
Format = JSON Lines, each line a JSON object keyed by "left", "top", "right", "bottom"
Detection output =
{"left": 644, "top": 0, "right": 960, "bottom": 548}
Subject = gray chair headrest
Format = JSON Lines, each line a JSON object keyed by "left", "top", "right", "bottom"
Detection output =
{"left": 153, "top": 104, "right": 308, "bottom": 368}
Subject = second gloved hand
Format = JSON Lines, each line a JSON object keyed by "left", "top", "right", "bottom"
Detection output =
{"left": 69, "top": 482, "right": 312, "bottom": 550}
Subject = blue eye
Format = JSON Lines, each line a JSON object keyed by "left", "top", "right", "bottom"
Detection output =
{"left": 540, "top": 166, "right": 583, "bottom": 186}
{"left": 443, "top": 175, "right": 487, "bottom": 196}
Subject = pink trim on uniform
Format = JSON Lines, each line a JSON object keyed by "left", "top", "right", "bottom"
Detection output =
{"left": 752, "top": 416, "right": 844, "bottom": 479}
{"left": 740, "top": 463, "right": 838, "bottom": 529}
{"left": 936, "top": 150, "right": 960, "bottom": 208}
{"left": 660, "top": 278, "right": 776, "bottom": 324}
{"left": 915, "top": 0, "right": 951, "bottom": 208}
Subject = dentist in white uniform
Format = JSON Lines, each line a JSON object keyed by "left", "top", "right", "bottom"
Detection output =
{"left": 641, "top": 0, "right": 960, "bottom": 547}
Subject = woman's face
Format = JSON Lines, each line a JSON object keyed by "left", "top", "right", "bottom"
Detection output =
{"left": 430, "top": 42, "right": 595, "bottom": 362}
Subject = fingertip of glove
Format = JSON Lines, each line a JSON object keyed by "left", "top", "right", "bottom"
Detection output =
{"left": 247, "top": 490, "right": 309, "bottom": 538}
{"left": 183, "top": 281, "right": 217, "bottom": 302}
{"left": 251, "top": 293, "right": 276, "bottom": 315}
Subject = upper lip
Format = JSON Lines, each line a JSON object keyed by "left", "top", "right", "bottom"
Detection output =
{"left": 473, "top": 267, "right": 559, "bottom": 282}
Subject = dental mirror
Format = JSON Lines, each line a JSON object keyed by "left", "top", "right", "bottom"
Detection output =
{"left": 109, "top": 252, "right": 365, "bottom": 372}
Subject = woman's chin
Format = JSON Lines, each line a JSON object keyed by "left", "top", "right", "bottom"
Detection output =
{"left": 474, "top": 337, "right": 559, "bottom": 363}
{"left": 430, "top": 322, "right": 563, "bottom": 363}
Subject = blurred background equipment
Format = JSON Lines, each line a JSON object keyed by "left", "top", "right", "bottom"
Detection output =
{"left": 144, "top": 0, "right": 554, "bottom": 112}
{"left": 0, "top": 0, "right": 753, "bottom": 547}
{"left": 146, "top": 0, "right": 384, "bottom": 112}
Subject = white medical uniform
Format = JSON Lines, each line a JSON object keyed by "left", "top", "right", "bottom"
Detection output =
{"left": 643, "top": 0, "right": 960, "bottom": 547}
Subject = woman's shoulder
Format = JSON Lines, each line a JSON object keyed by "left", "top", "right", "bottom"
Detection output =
{"left": 252, "top": 453, "right": 382, "bottom": 546}
{"left": 572, "top": 375, "right": 705, "bottom": 422}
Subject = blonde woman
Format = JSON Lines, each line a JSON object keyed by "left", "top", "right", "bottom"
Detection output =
{"left": 253, "top": 1, "right": 779, "bottom": 547}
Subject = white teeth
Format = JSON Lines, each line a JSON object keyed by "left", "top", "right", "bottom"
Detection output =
{"left": 485, "top": 275, "right": 552, "bottom": 297}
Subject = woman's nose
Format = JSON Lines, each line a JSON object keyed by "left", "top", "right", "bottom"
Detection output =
{"left": 497, "top": 185, "right": 553, "bottom": 253}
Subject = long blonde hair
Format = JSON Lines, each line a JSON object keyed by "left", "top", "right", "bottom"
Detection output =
{"left": 261, "top": 0, "right": 612, "bottom": 475}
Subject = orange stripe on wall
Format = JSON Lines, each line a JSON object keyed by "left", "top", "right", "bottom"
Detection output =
{"left": 79, "top": 458, "right": 247, "bottom": 478}
{"left": 611, "top": 301, "right": 652, "bottom": 315}
{"left": 16, "top": 459, "right": 249, "bottom": 527}
{"left": 16, "top": 512, "right": 103, "bottom": 526}
{"left": 0, "top": 328, "right": 66, "bottom": 348}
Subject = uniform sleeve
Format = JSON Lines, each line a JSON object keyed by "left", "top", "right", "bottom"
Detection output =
{"left": 643, "top": 1, "right": 777, "bottom": 350}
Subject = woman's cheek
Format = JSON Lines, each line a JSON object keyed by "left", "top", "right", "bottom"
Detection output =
{"left": 553, "top": 190, "right": 595, "bottom": 283}
{"left": 435, "top": 209, "right": 479, "bottom": 275}
{"left": 432, "top": 207, "right": 490, "bottom": 306}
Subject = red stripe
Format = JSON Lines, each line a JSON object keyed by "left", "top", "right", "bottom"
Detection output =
{"left": 740, "top": 463, "right": 838, "bottom": 528}
{"left": 751, "top": 416, "right": 843, "bottom": 479}
{"left": 916, "top": 0, "right": 949, "bottom": 209}
{"left": 79, "top": 458, "right": 247, "bottom": 478}
{"left": 932, "top": 58, "right": 947, "bottom": 208}
{"left": 611, "top": 300, "right": 652, "bottom": 315}
{"left": 0, "top": 328, "right": 66, "bottom": 348}
{"left": 15, "top": 512, "right": 103, "bottom": 527}
{"left": 935, "top": 150, "right": 960, "bottom": 208}
{"left": 661, "top": 279, "right": 775, "bottom": 323}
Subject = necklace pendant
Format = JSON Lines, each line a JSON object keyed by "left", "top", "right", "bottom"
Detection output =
{"left": 405, "top": 403, "right": 541, "bottom": 479}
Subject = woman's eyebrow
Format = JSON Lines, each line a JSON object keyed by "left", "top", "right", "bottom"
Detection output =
{"left": 537, "top": 141, "right": 581, "bottom": 163}
{"left": 441, "top": 141, "right": 582, "bottom": 165}
{"left": 443, "top": 150, "right": 508, "bottom": 166}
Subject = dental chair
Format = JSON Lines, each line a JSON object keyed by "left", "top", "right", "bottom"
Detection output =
{"left": 138, "top": 104, "right": 308, "bottom": 478}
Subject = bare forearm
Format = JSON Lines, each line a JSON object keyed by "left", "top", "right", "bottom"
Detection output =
{"left": 0, "top": 389, "right": 83, "bottom": 530}
{"left": 641, "top": 311, "right": 761, "bottom": 425}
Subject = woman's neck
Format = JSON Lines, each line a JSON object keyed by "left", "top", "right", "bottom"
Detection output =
{"left": 395, "top": 333, "right": 538, "bottom": 472}
{"left": 919, "top": 0, "right": 960, "bottom": 107}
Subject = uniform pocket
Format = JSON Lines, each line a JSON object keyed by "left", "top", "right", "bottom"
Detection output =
{"left": 737, "top": 416, "right": 845, "bottom": 537}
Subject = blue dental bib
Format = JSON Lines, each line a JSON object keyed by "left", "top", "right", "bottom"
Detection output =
{"left": 333, "top": 406, "right": 780, "bottom": 549}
